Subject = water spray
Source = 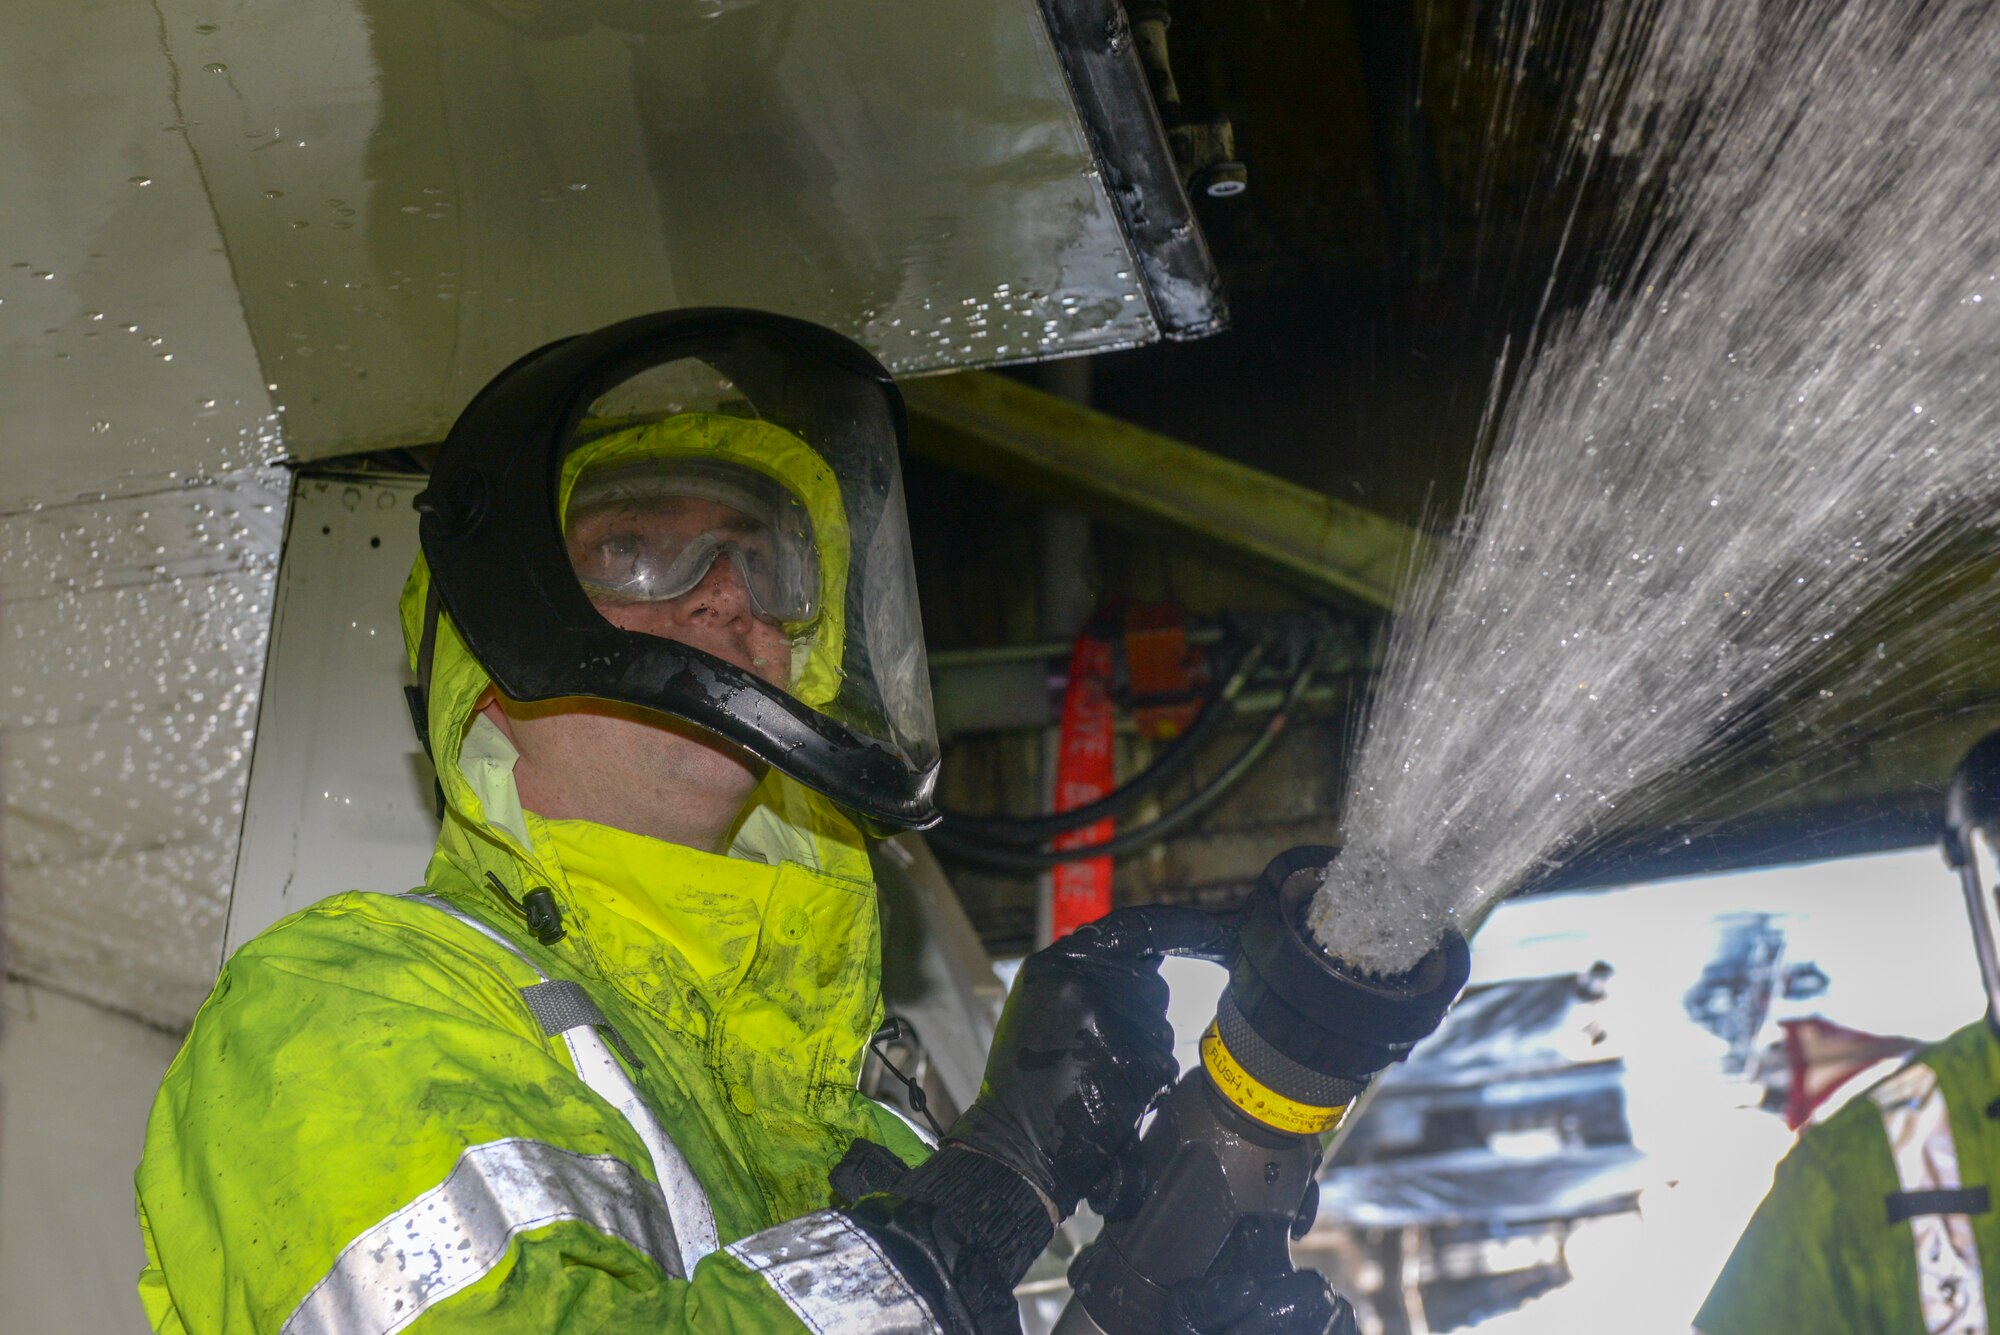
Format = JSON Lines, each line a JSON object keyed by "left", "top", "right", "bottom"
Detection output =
{"left": 1055, "top": 847, "right": 1468, "bottom": 1334}
{"left": 1307, "top": 0, "right": 2000, "bottom": 975}
{"left": 1081, "top": 0, "right": 2000, "bottom": 1321}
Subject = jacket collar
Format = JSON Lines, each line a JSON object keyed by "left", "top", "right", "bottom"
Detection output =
{"left": 426, "top": 720, "right": 884, "bottom": 1104}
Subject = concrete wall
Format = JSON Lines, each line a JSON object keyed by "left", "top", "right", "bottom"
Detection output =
{"left": 0, "top": 980, "right": 184, "bottom": 1334}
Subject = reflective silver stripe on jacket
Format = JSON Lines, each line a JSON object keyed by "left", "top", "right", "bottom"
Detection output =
{"left": 726, "top": 1209, "right": 944, "bottom": 1334}
{"left": 282, "top": 1138, "right": 676, "bottom": 1335}
{"left": 405, "top": 894, "right": 720, "bottom": 1276}
{"left": 1871, "top": 1062, "right": 1988, "bottom": 1334}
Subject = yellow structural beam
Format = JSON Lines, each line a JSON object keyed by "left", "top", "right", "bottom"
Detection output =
{"left": 901, "top": 371, "right": 1426, "bottom": 612}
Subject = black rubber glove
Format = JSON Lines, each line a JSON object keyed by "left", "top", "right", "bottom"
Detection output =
{"left": 948, "top": 903, "right": 1236, "bottom": 1216}
{"left": 1166, "top": 1271, "right": 1359, "bottom": 1335}
{"left": 834, "top": 905, "right": 1232, "bottom": 1335}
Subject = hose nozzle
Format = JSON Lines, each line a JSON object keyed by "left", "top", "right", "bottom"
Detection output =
{"left": 1058, "top": 847, "right": 1469, "bottom": 1335}
{"left": 1207, "top": 845, "right": 1470, "bottom": 1136}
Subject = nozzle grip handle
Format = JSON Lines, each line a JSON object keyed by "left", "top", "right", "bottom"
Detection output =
{"left": 1065, "top": 1067, "right": 1324, "bottom": 1335}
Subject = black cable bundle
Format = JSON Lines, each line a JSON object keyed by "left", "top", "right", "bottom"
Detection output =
{"left": 927, "top": 630, "right": 1321, "bottom": 872}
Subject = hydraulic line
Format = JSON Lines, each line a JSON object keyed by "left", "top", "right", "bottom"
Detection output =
{"left": 936, "top": 638, "right": 1269, "bottom": 846}
{"left": 925, "top": 649, "right": 1318, "bottom": 873}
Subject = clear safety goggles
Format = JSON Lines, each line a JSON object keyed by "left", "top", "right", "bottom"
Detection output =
{"left": 564, "top": 457, "right": 820, "bottom": 630}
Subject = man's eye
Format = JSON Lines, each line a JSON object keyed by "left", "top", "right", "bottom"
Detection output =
{"left": 586, "top": 530, "right": 648, "bottom": 565}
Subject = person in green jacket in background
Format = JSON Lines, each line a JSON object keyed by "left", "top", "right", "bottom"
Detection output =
{"left": 1696, "top": 729, "right": 2000, "bottom": 1334}
{"left": 135, "top": 311, "right": 1356, "bottom": 1335}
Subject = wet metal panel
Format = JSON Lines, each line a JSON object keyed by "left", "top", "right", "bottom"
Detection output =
{"left": 1, "top": 472, "right": 286, "bottom": 1025}
{"left": 0, "top": 981, "right": 187, "bottom": 1335}
{"left": 224, "top": 474, "right": 439, "bottom": 958}
{"left": 156, "top": 0, "right": 1157, "bottom": 461}
{"left": 0, "top": 4, "right": 284, "bottom": 1028}
{"left": 0, "top": 0, "right": 280, "bottom": 509}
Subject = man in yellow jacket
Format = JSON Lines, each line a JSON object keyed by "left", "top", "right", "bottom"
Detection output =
{"left": 135, "top": 310, "right": 1353, "bottom": 1335}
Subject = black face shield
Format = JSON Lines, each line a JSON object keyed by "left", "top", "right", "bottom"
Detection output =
{"left": 413, "top": 308, "right": 939, "bottom": 832}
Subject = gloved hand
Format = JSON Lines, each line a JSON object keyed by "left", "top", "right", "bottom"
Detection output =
{"left": 834, "top": 904, "right": 1232, "bottom": 1335}
{"left": 1166, "top": 1270, "right": 1359, "bottom": 1335}
{"left": 947, "top": 903, "right": 1236, "bottom": 1216}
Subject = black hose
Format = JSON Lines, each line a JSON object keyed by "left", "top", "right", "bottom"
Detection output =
{"left": 935, "top": 638, "right": 1269, "bottom": 846}
{"left": 925, "top": 651, "right": 1318, "bottom": 873}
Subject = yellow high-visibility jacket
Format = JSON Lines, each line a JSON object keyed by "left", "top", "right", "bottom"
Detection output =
{"left": 134, "top": 540, "right": 936, "bottom": 1333}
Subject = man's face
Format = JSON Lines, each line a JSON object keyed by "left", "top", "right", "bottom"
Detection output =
{"left": 566, "top": 492, "right": 797, "bottom": 687}
{"left": 481, "top": 493, "right": 802, "bottom": 851}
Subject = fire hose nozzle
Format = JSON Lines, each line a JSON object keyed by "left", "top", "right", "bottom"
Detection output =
{"left": 1056, "top": 847, "right": 1469, "bottom": 1335}
{"left": 1217, "top": 845, "right": 1469, "bottom": 1130}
